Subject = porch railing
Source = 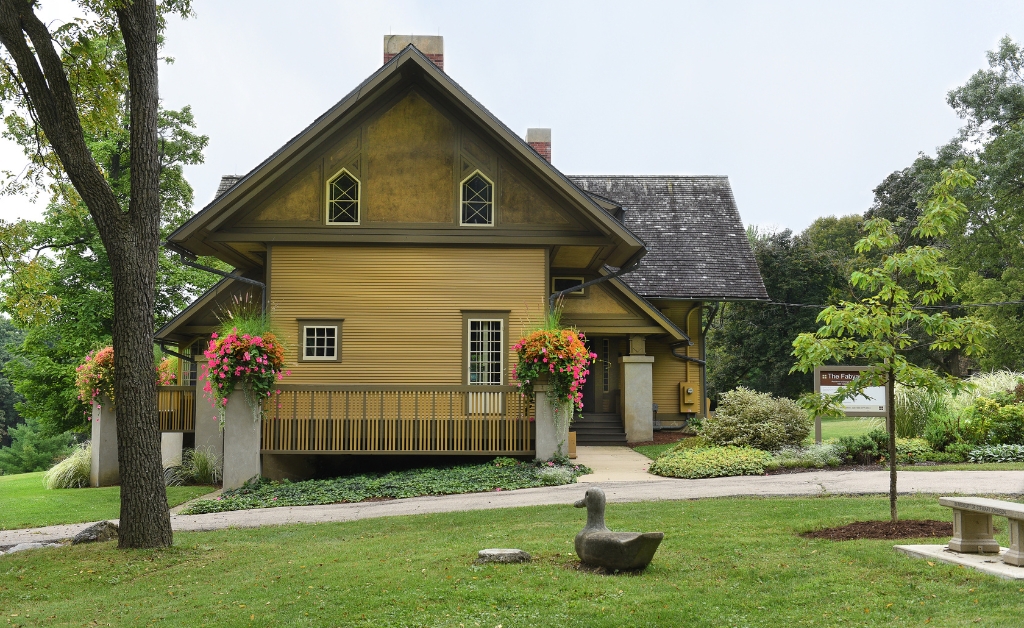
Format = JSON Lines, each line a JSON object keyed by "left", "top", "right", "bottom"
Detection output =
{"left": 262, "top": 385, "right": 533, "bottom": 455}
{"left": 157, "top": 386, "right": 196, "bottom": 432}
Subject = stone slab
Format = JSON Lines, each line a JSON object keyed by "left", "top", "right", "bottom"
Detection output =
{"left": 476, "top": 548, "right": 531, "bottom": 564}
{"left": 894, "top": 544, "right": 1024, "bottom": 580}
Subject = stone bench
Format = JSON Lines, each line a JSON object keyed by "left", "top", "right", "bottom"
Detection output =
{"left": 939, "top": 496, "right": 1024, "bottom": 566}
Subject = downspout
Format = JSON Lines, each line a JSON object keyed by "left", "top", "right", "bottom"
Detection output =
{"left": 164, "top": 242, "right": 267, "bottom": 315}
{"left": 157, "top": 342, "right": 195, "bottom": 363}
{"left": 547, "top": 249, "right": 646, "bottom": 310}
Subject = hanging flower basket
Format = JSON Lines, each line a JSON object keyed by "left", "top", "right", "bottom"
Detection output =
{"left": 75, "top": 346, "right": 177, "bottom": 411}
{"left": 512, "top": 328, "right": 596, "bottom": 413}
{"left": 202, "top": 328, "right": 289, "bottom": 424}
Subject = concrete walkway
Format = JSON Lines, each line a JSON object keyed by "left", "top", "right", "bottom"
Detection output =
{"left": 575, "top": 445, "right": 660, "bottom": 482}
{"left": 3, "top": 468, "right": 1023, "bottom": 547}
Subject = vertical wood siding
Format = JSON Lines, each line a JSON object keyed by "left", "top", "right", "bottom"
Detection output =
{"left": 270, "top": 246, "right": 546, "bottom": 384}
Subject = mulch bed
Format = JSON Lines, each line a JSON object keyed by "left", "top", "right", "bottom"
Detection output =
{"left": 630, "top": 431, "right": 692, "bottom": 448}
{"left": 801, "top": 519, "right": 953, "bottom": 541}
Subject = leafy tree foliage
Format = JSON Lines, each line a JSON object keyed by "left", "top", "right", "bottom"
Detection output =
{"left": 0, "top": 316, "right": 24, "bottom": 447}
{"left": 792, "top": 168, "right": 993, "bottom": 522}
{"left": 706, "top": 220, "right": 857, "bottom": 401}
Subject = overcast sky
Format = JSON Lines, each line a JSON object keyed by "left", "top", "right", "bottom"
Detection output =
{"left": 2, "top": 1, "right": 1023, "bottom": 233}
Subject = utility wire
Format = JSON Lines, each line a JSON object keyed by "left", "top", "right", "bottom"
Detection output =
{"left": 758, "top": 300, "right": 1024, "bottom": 311}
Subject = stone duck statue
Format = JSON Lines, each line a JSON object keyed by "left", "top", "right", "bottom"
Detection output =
{"left": 574, "top": 487, "right": 664, "bottom": 570}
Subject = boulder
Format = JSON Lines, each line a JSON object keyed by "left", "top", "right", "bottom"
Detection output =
{"left": 476, "top": 548, "right": 531, "bottom": 564}
{"left": 6, "top": 543, "right": 49, "bottom": 554}
{"left": 72, "top": 521, "right": 119, "bottom": 545}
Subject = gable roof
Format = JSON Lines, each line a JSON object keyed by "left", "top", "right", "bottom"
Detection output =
{"left": 569, "top": 176, "right": 768, "bottom": 301}
{"left": 167, "top": 45, "right": 645, "bottom": 268}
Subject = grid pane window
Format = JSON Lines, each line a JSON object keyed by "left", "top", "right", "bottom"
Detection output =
{"left": 468, "top": 320, "right": 502, "bottom": 385}
{"left": 602, "top": 339, "right": 610, "bottom": 393}
{"left": 304, "top": 326, "right": 337, "bottom": 360}
{"left": 461, "top": 173, "right": 493, "bottom": 225}
{"left": 327, "top": 171, "right": 359, "bottom": 223}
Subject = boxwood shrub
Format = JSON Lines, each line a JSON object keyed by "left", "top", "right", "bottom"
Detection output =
{"left": 648, "top": 446, "right": 772, "bottom": 479}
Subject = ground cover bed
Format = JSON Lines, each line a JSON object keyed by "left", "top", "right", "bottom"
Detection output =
{"left": 0, "top": 472, "right": 213, "bottom": 530}
{"left": 2, "top": 494, "right": 1020, "bottom": 627}
{"left": 183, "top": 458, "right": 590, "bottom": 515}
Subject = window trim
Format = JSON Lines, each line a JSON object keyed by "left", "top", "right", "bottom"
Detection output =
{"left": 296, "top": 319, "right": 344, "bottom": 363}
{"left": 459, "top": 169, "right": 495, "bottom": 227}
{"left": 461, "top": 310, "right": 509, "bottom": 385}
{"left": 551, "top": 276, "right": 587, "bottom": 297}
{"left": 324, "top": 168, "right": 361, "bottom": 226}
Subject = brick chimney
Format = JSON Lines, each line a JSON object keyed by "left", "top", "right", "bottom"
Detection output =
{"left": 384, "top": 35, "right": 443, "bottom": 70}
{"left": 526, "top": 128, "right": 551, "bottom": 162}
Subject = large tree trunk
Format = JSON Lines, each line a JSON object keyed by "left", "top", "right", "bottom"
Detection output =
{"left": 0, "top": 0, "right": 172, "bottom": 547}
{"left": 887, "top": 368, "right": 897, "bottom": 523}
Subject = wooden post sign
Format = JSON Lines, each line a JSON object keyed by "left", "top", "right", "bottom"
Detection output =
{"left": 813, "top": 366, "right": 888, "bottom": 444}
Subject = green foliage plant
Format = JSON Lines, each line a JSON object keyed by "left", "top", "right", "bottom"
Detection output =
{"left": 894, "top": 383, "right": 945, "bottom": 438}
{"left": 43, "top": 442, "right": 91, "bottom": 489}
{"left": 164, "top": 447, "right": 221, "bottom": 487}
{"left": 770, "top": 444, "right": 844, "bottom": 469}
{"left": 697, "top": 387, "right": 810, "bottom": 451}
{"left": 648, "top": 445, "right": 772, "bottom": 479}
{"left": 960, "top": 386, "right": 1024, "bottom": 446}
{"left": 834, "top": 433, "right": 881, "bottom": 464}
{"left": 792, "top": 167, "right": 994, "bottom": 522}
{"left": 0, "top": 418, "right": 71, "bottom": 475}
{"left": 969, "top": 444, "right": 1024, "bottom": 463}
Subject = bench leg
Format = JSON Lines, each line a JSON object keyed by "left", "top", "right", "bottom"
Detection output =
{"left": 948, "top": 509, "right": 1000, "bottom": 554}
{"left": 1004, "top": 518, "right": 1024, "bottom": 566}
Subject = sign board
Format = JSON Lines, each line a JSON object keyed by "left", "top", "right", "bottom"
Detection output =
{"left": 812, "top": 366, "right": 889, "bottom": 444}
{"left": 814, "top": 366, "right": 887, "bottom": 417}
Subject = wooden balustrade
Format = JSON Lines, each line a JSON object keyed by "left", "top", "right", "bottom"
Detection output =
{"left": 262, "top": 385, "right": 534, "bottom": 454}
{"left": 157, "top": 386, "right": 196, "bottom": 432}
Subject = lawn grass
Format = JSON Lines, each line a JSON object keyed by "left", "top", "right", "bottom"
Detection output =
{"left": 632, "top": 442, "right": 675, "bottom": 460}
{"left": 815, "top": 416, "right": 884, "bottom": 441}
{"left": 0, "top": 472, "right": 214, "bottom": 531}
{"left": 896, "top": 462, "right": 1024, "bottom": 472}
{"left": 1, "top": 494, "right": 1019, "bottom": 627}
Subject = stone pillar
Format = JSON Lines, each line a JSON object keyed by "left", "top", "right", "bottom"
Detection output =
{"left": 222, "top": 390, "right": 262, "bottom": 489}
{"left": 161, "top": 432, "right": 184, "bottom": 468}
{"left": 619, "top": 355, "right": 655, "bottom": 444}
{"left": 193, "top": 356, "right": 224, "bottom": 464}
{"left": 90, "top": 396, "right": 119, "bottom": 487}
{"left": 534, "top": 382, "right": 569, "bottom": 460}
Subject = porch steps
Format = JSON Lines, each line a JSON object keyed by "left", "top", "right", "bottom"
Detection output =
{"left": 572, "top": 413, "right": 627, "bottom": 445}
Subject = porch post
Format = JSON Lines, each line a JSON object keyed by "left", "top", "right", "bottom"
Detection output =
{"left": 194, "top": 355, "right": 224, "bottom": 464}
{"left": 90, "top": 396, "right": 119, "bottom": 487}
{"left": 534, "top": 381, "right": 568, "bottom": 460}
{"left": 620, "top": 334, "right": 654, "bottom": 443}
{"left": 160, "top": 432, "right": 183, "bottom": 468}
{"left": 222, "top": 390, "right": 262, "bottom": 489}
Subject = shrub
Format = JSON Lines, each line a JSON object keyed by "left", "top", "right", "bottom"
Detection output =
{"left": 770, "top": 444, "right": 844, "bottom": 469}
{"left": 961, "top": 389, "right": 1024, "bottom": 446}
{"left": 537, "top": 466, "right": 574, "bottom": 485}
{"left": 895, "top": 438, "right": 932, "bottom": 464}
{"left": 834, "top": 434, "right": 880, "bottom": 464}
{"left": 165, "top": 448, "right": 222, "bottom": 486}
{"left": 0, "top": 419, "right": 72, "bottom": 475}
{"left": 648, "top": 446, "right": 773, "bottom": 479}
{"left": 43, "top": 443, "right": 91, "bottom": 489}
{"left": 969, "top": 444, "right": 1024, "bottom": 463}
{"left": 894, "top": 385, "right": 943, "bottom": 438}
{"left": 697, "top": 387, "right": 810, "bottom": 451}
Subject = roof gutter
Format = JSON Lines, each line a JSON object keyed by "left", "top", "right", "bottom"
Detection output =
{"left": 164, "top": 242, "right": 268, "bottom": 315}
{"left": 548, "top": 248, "right": 646, "bottom": 310}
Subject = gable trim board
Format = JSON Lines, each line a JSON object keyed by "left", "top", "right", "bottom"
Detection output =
{"left": 167, "top": 46, "right": 645, "bottom": 270}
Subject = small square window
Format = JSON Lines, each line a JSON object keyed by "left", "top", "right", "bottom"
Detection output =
{"left": 297, "top": 320, "right": 343, "bottom": 362}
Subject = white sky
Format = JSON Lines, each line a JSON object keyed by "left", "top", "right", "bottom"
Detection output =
{"left": 2, "top": 0, "right": 1022, "bottom": 233}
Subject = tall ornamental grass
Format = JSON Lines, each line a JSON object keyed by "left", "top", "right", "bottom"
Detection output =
{"left": 43, "top": 443, "right": 91, "bottom": 489}
{"left": 894, "top": 370, "right": 1024, "bottom": 438}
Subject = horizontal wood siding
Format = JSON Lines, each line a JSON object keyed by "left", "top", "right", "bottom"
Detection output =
{"left": 270, "top": 246, "right": 546, "bottom": 384}
{"left": 650, "top": 302, "right": 703, "bottom": 418}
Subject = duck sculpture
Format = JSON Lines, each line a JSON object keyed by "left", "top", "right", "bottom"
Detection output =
{"left": 574, "top": 487, "right": 664, "bottom": 570}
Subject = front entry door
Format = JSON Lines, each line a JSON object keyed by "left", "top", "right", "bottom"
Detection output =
{"left": 581, "top": 336, "right": 621, "bottom": 415}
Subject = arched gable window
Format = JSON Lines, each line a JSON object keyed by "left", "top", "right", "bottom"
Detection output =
{"left": 326, "top": 169, "right": 360, "bottom": 224}
{"left": 460, "top": 171, "right": 493, "bottom": 226}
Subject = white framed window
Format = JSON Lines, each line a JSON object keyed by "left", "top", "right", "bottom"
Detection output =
{"left": 460, "top": 170, "right": 494, "bottom": 226}
{"left": 297, "top": 319, "right": 343, "bottom": 362}
{"left": 467, "top": 319, "right": 503, "bottom": 385}
{"left": 326, "top": 168, "right": 360, "bottom": 225}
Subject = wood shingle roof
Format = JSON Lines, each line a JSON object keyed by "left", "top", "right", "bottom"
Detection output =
{"left": 569, "top": 175, "right": 768, "bottom": 301}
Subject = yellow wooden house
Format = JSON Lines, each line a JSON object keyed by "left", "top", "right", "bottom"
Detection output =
{"left": 153, "top": 36, "right": 766, "bottom": 482}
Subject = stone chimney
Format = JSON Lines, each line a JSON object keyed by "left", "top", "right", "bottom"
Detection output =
{"left": 526, "top": 128, "right": 551, "bottom": 162}
{"left": 384, "top": 35, "right": 443, "bottom": 70}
